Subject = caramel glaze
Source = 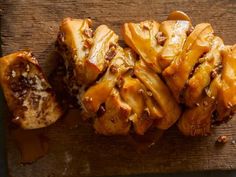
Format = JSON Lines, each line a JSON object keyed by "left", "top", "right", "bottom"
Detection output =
{"left": 11, "top": 128, "right": 48, "bottom": 163}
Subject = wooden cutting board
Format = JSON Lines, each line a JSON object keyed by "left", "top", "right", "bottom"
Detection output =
{"left": 1, "top": 0, "right": 236, "bottom": 177}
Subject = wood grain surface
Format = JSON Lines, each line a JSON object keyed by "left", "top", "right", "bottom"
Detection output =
{"left": 1, "top": 0, "right": 236, "bottom": 177}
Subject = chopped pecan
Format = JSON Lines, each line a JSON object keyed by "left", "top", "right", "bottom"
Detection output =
{"left": 105, "top": 44, "right": 117, "bottom": 61}
{"left": 83, "top": 28, "right": 93, "bottom": 38}
{"left": 216, "top": 135, "right": 228, "bottom": 144}
{"left": 83, "top": 38, "right": 93, "bottom": 49}
{"left": 110, "top": 65, "right": 118, "bottom": 74}
{"left": 155, "top": 32, "right": 167, "bottom": 45}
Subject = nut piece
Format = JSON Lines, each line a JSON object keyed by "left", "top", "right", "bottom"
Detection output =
{"left": 105, "top": 44, "right": 117, "bottom": 61}
{"left": 216, "top": 135, "right": 228, "bottom": 144}
{"left": 83, "top": 28, "right": 93, "bottom": 38}
{"left": 110, "top": 65, "right": 118, "bottom": 74}
{"left": 155, "top": 32, "right": 167, "bottom": 45}
{"left": 83, "top": 38, "right": 93, "bottom": 49}
{"left": 141, "top": 23, "right": 150, "bottom": 30}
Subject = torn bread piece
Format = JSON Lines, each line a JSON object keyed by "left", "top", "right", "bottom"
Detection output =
{"left": 84, "top": 25, "right": 119, "bottom": 84}
{"left": 134, "top": 59, "right": 181, "bottom": 129}
{"left": 183, "top": 36, "right": 224, "bottom": 107}
{"left": 163, "top": 23, "right": 214, "bottom": 102}
{"left": 56, "top": 18, "right": 93, "bottom": 104}
{"left": 178, "top": 75, "right": 221, "bottom": 136}
{"left": 93, "top": 88, "right": 131, "bottom": 135}
{"left": 159, "top": 20, "right": 191, "bottom": 68}
{"left": 81, "top": 47, "right": 136, "bottom": 114}
{"left": 0, "top": 51, "right": 62, "bottom": 129}
{"left": 120, "top": 74, "right": 163, "bottom": 135}
{"left": 121, "top": 20, "right": 163, "bottom": 73}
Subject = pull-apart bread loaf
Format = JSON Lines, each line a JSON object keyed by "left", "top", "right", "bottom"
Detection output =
{"left": 1, "top": 11, "right": 235, "bottom": 137}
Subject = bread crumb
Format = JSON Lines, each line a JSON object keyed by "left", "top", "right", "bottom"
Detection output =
{"left": 216, "top": 135, "right": 228, "bottom": 144}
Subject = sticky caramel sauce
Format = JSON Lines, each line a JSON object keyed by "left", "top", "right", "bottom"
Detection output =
{"left": 11, "top": 128, "right": 48, "bottom": 163}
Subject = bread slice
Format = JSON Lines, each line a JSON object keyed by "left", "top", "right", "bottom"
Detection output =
{"left": 0, "top": 51, "right": 63, "bottom": 129}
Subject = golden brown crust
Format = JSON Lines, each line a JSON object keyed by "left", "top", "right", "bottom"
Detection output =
{"left": 121, "top": 21, "right": 163, "bottom": 73}
{"left": 159, "top": 20, "right": 191, "bottom": 68}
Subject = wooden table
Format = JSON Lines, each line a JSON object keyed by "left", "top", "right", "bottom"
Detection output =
{"left": 1, "top": 0, "right": 236, "bottom": 177}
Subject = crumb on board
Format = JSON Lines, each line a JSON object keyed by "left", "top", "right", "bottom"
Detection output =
{"left": 216, "top": 135, "right": 228, "bottom": 144}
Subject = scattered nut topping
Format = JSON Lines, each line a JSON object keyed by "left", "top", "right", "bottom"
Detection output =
{"left": 116, "top": 77, "right": 124, "bottom": 88}
{"left": 211, "top": 70, "right": 217, "bottom": 79}
{"left": 227, "top": 102, "right": 233, "bottom": 109}
{"left": 203, "top": 101, "right": 208, "bottom": 106}
{"left": 22, "top": 72, "right": 28, "bottom": 77}
{"left": 83, "top": 38, "right": 93, "bottom": 49}
{"left": 110, "top": 118, "right": 116, "bottom": 123}
{"left": 105, "top": 44, "right": 117, "bottom": 61}
{"left": 144, "top": 107, "right": 150, "bottom": 117}
{"left": 110, "top": 65, "right": 118, "bottom": 74}
{"left": 26, "top": 64, "right": 30, "bottom": 72}
{"left": 198, "top": 57, "right": 205, "bottom": 63}
{"left": 59, "top": 32, "right": 65, "bottom": 42}
{"left": 83, "top": 28, "right": 93, "bottom": 38}
{"left": 146, "top": 91, "right": 153, "bottom": 97}
{"left": 231, "top": 140, "right": 236, "bottom": 145}
{"left": 84, "top": 96, "right": 93, "bottom": 102}
{"left": 141, "top": 23, "right": 150, "bottom": 30}
{"left": 215, "top": 64, "right": 223, "bottom": 72}
{"left": 155, "top": 32, "right": 167, "bottom": 45}
{"left": 195, "top": 103, "right": 200, "bottom": 107}
{"left": 12, "top": 116, "right": 21, "bottom": 124}
{"left": 138, "top": 89, "right": 144, "bottom": 94}
{"left": 216, "top": 135, "right": 228, "bottom": 144}
{"left": 11, "top": 70, "right": 16, "bottom": 78}
{"left": 30, "top": 93, "right": 41, "bottom": 109}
